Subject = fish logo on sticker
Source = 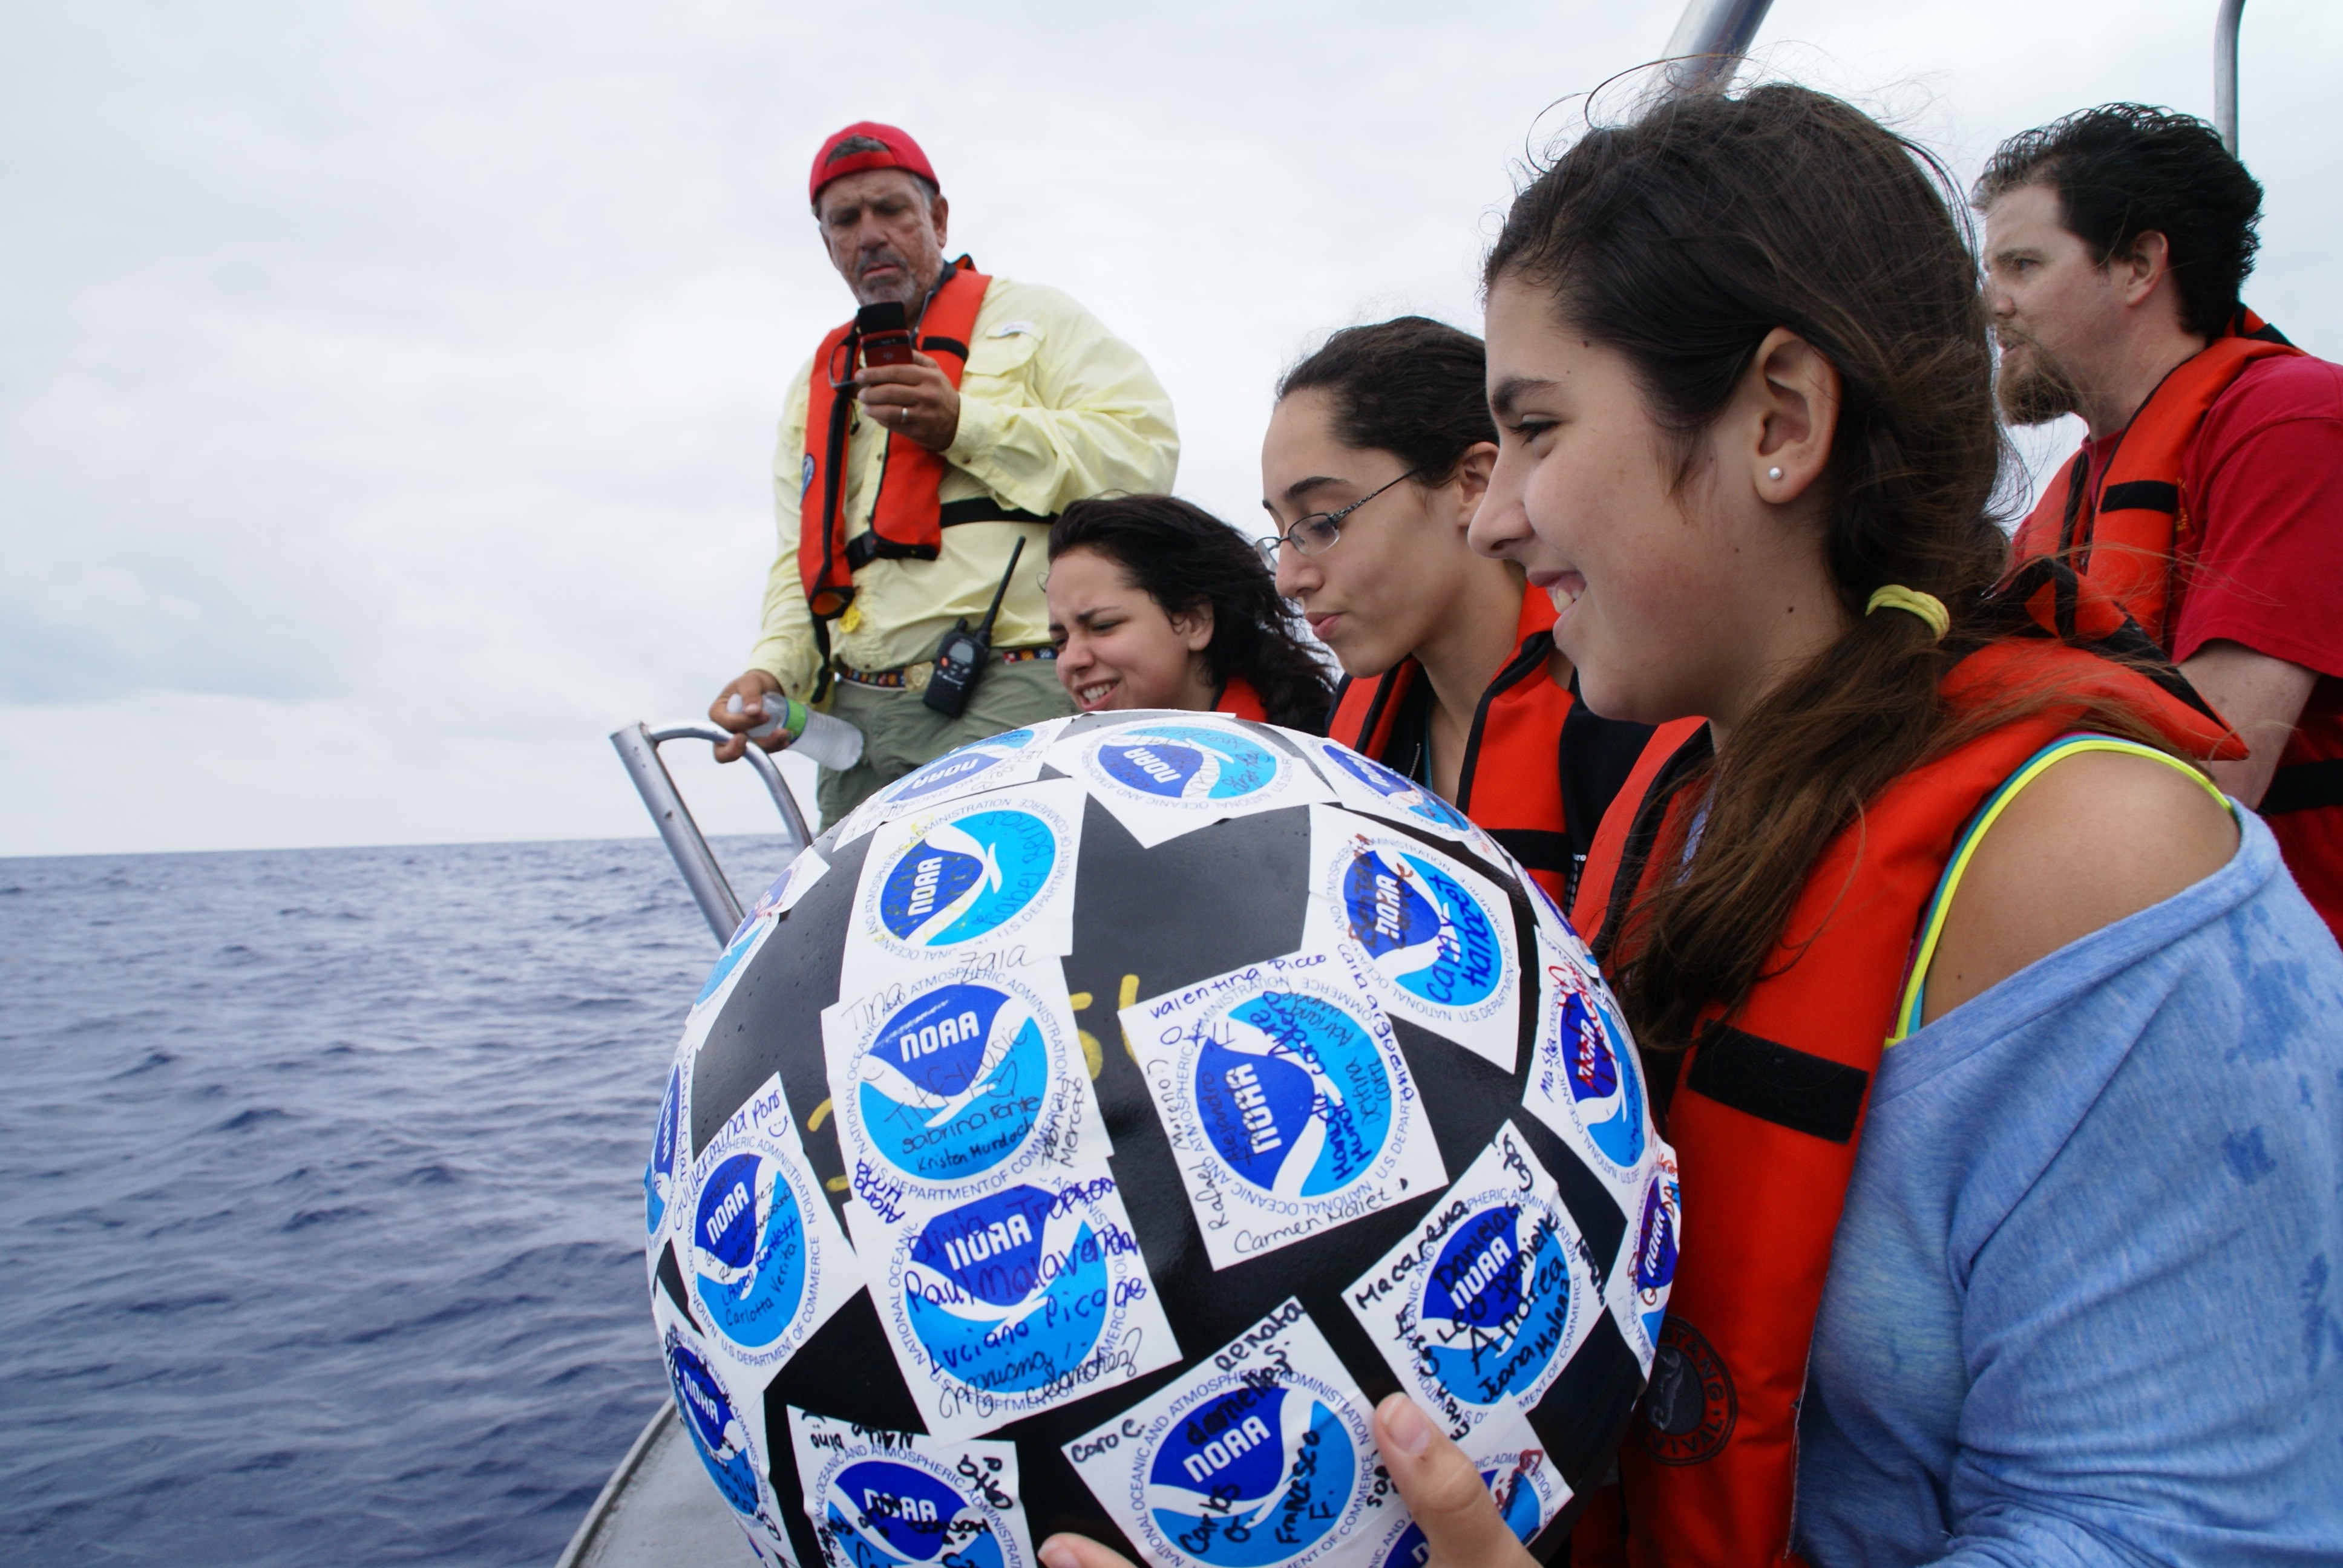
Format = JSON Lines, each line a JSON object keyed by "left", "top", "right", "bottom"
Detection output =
{"left": 857, "top": 983, "right": 1046, "bottom": 1184}
{"left": 1197, "top": 990, "right": 1392, "bottom": 1198}
{"left": 1322, "top": 746, "right": 1470, "bottom": 832}
{"left": 1631, "top": 1162, "right": 1680, "bottom": 1348}
{"left": 666, "top": 1328, "right": 764, "bottom": 1517}
{"left": 879, "top": 729, "right": 1041, "bottom": 809}
{"left": 1376, "top": 1458, "right": 1548, "bottom": 1568}
{"left": 645, "top": 1063, "right": 682, "bottom": 1236}
{"left": 1340, "top": 844, "right": 1504, "bottom": 1010}
{"left": 1553, "top": 964, "right": 1646, "bottom": 1169}
{"left": 690, "top": 1149, "right": 810, "bottom": 1350}
{"left": 878, "top": 809, "right": 1058, "bottom": 949}
{"left": 824, "top": 1459, "right": 1006, "bottom": 1568}
{"left": 1419, "top": 1204, "right": 1573, "bottom": 1407}
{"left": 903, "top": 1184, "right": 1109, "bottom": 1396}
{"left": 1144, "top": 1385, "right": 1353, "bottom": 1567}
{"left": 1099, "top": 725, "right": 1280, "bottom": 802}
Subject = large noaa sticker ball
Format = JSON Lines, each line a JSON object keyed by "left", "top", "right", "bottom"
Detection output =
{"left": 643, "top": 713, "right": 1678, "bottom": 1568}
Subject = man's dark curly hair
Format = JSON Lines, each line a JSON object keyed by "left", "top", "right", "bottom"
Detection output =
{"left": 1973, "top": 103, "right": 2263, "bottom": 338}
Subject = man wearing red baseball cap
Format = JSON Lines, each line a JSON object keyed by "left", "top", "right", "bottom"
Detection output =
{"left": 709, "top": 121, "right": 1180, "bottom": 819}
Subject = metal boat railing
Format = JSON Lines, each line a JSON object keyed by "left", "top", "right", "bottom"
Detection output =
{"left": 610, "top": 722, "right": 814, "bottom": 944}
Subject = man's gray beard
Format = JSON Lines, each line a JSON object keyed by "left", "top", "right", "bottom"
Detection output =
{"left": 1994, "top": 335, "right": 2082, "bottom": 426}
{"left": 851, "top": 250, "right": 929, "bottom": 309}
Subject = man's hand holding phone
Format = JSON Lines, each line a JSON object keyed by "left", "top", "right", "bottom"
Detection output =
{"left": 856, "top": 350, "right": 960, "bottom": 451}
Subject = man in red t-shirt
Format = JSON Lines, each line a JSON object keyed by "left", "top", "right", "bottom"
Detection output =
{"left": 1977, "top": 104, "right": 2343, "bottom": 941}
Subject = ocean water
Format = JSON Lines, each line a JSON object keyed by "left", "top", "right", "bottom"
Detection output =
{"left": 0, "top": 835, "right": 805, "bottom": 1567}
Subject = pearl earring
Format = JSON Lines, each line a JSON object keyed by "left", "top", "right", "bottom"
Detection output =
{"left": 1768, "top": 466, "right": 1784, "bottom": 480}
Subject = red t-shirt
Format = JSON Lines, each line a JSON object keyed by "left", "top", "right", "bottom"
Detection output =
{"left": 2084, "top": 351, "right": 2343, "bottom": 938}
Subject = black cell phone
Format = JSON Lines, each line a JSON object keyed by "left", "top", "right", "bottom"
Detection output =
{"left": 856, "top": 301, "right": 916, "bottom": 368}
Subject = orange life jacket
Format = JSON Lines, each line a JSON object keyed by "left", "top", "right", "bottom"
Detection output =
{"left": 2012, "top": 310, "right": 2300, "bottom": 646}
{"left": 1565, "top": 564, "right": 2243, "bottom": 1568}
{"left": 1328, "top": 592, "right": 1581, "bottom": 903}
{"left": 799, "top": 259, "right": 1053, "bottom": 629}
{"left": 1214, "top": 675, "right": 1268, "bottom": 723}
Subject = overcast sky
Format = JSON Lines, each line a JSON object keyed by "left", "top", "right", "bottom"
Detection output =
{"left": 4, "top": 0, "right": 2336, "bottom": 857}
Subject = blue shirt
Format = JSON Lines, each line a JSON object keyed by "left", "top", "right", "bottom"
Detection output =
{"left": 1794, "top": 809, "right": 2343, "bottom": 1566}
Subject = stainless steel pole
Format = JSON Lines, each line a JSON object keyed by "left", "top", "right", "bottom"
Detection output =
{"left": 611, "top": 722, "right": 744, "bottom": 942}
{"left": 2214, "top": 0, "right": 2246, "bottom": 155}
{"left": 1661, "top": 0, "right": 1776, "bottom": 96}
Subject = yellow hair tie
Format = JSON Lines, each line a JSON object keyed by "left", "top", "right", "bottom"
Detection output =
{"left": 1866, "top": 584, "right": 1950, "bottom": 641}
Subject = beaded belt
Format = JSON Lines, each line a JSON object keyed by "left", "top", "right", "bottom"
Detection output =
{"left": 833, "top": 645, "right": 1057, "bottom": 692}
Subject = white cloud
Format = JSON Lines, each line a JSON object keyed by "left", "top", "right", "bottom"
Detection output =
{"left": 3, "top": 0, "right": 2335, "bottom": 854}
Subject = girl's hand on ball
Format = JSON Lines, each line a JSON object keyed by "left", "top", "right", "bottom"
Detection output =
{"left": 1035, "top": 1397, "right": 1539, "bottom": 1568}
{"left": 1373, "top": 1394, "right": 1539, "bottom": 1568}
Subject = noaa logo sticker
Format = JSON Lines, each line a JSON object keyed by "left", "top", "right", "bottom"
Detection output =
{"left": 1306, "top": 738, "right": 1473, "bottom": 835}
{"left": 823, "top": 965, "right": 1107, "bottom": 1214}
{"left": 645, "top": 1060, "right": 685, "bottom": 1238}
{"left": 802, "top": 452, "right": 817, "bottom": 499}
{"left": 1345, "top": 1123, "right": 1598, "bottom": 1437}
{"left": 1621, "top": 1151, "right": 1680, "bottom": 1357}
{"left": 844, "top": 783, "right": 1082, "bottom": 989}
{"left": 788, "top": 1410, "right": 1038, "bottom": 1568}
{"left": 1060, "top": 715, "right": 1325, "bottom": 847}
{"left": 684, "top": 1073, "right": 862, "bottom": 1370}
{"left": 1365, "top": 1402, "right": 1567, "bottom": 1568}
{"left": 749, "top": 847, "right": 831, "bottom": 922}
{"left": 1122, "top": 947, "right": 1446, "bottom": 1271}
{"left": 861, "top": 1169, "right": 1178, "bottom": 1439}
{"left": 1524, "top": 936, "right": 1649, "bottom": 1178}
{"left": 662, "top": 1313, "right": 791, "bottom": 1555}
{"left": 834, "top": 722, "right": 1069, "bottom": 846}
{"left": 1303, "top": 808, "right": 1522, "bottom": 1071}
{"left": 693, "top": 907, "right": 775, "bottom": 1012}
{"left": 1064, "top": 1301, "right": 1375, "bottom": 1568}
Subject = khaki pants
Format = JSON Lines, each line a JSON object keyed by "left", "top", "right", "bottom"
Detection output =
{"left": 815, "top": 658, "right": 1076, "bottom": 823}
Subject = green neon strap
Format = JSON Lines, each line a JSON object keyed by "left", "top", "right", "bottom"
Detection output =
{"left": 1890, "top": 734, "right": 2231, "bottom": 1045}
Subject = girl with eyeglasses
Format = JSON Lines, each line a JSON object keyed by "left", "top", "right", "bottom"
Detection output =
{"left": 1044, "top": 494, "right": 1335, "bottom": 731}
{"left": 1262, "top": 316, "right": 1655, "bottom": 904}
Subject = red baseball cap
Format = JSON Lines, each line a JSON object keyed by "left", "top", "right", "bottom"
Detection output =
{"left": 808, "top": 122, "right": 939, "bottom": 209}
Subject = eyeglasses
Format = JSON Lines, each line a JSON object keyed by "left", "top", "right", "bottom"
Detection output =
{"left": 1256, "top": 467, "right": 1425, "bottom": 564}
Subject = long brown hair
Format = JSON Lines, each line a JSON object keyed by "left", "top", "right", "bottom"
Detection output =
{"left": 1485, "top": 85, "right": 2028, "bottom": 1051}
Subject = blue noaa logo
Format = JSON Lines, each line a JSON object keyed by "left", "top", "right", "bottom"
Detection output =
{"left": 1197, "top": 991, "right": 1392, "bottom": 1197}
{"left": 1145, "top": 1385, "right": 1352, "bottom": 1567}
{"left": 1419, "top": 1204, "right": 1571, "bottom": 1408}
{"left": 666, "top": 1331, "right": 762, "bottom": 1517}
{"left": 1632, "top": 1167, "right": 1680, "bottom": 1347}
{"left": 1101, "top": 725, "right": 1279, "bottom": 802}
{"left": 690, "top": 1149, "right": 810, "bottom": 1350}
{"left": 1342, "top": 846, "right": 1503, "bottom": 1010}
{"left": 645, "top": 1065, "right": 682, "bottom": 1236}
{"left": 825, "top": 1459, "right": 1004, "bottom": 1568}
{"left": 903, "top": 1184, "right": 1109, "bottom": 1397}
{"left": 1556, "top": 972, "right": 1646, "bottom": 1168}
{"left": 880, "top": 728, "right": 1037, "bottom": 809}
{"left": 878, "top": 809, "right": 1058, "bottom": 949}
{"left": 860, "top": 984, "right": 1044, "bottom": 1184}
{"left": 1376, "top": 1461, "right": 1544, "bottom": 1568}
{"left": 1323, "top": 746, "right": 1470, "bottom": 832}
{"left": 696, "top": 913, "right": 765, "bottom": 1007}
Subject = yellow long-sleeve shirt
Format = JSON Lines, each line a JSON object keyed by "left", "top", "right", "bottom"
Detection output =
{"left": 750, "top": 275, "right": 1179, "bottom": 696}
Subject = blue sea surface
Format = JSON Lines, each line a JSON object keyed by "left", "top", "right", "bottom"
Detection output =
{"left": 0, "top": 835, "right": 804, "bottom": 1567}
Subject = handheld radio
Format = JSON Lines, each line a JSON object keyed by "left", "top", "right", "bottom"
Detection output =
{"left": 924, "top": 537, "right": 1027, "bottom": 717}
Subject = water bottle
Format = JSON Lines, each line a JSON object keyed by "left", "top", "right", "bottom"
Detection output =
{"left": 727, "top": 691, "right": 865, "bottom": 770}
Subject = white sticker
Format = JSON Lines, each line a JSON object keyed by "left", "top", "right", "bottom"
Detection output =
{"left": 1522, "top": 931, "right": 1652, "bottom": 1194}
{"left": 1358, "top": 1399, "right": 1570, "bottom": 1568}
{"left": 645, "top": 1053, "right": 691, "bottom": 1250}
{"left": 1119, "top": 946, "right": 1446, "bottom": 1271}
{"left": 839, "top": 780, "right": 1084, "bottom": 991}
{"left": 750, "top": 847, "right": 833, "bottom": 920}
{"left": 682, "top": 1074, "right": 864, "bottom": 1376}
{"left": 832, "top": 721, "right": 1072, "bottom": 846}
{"left": 1343, "top": 1122, "right": 1601, "bottom": 1440}
{"left": 823, "top": 962, "right": 1110, "bottom": 1218}
{"left": 788, "top": 1410, "right": 1037, "bottom": 1568}
{"left": 1301, "top": 806, "right": 1523, "bottom": 1073}
{"left": 1054, "top": 714, "right": 1329, "bottom": 848}
{"left": 687, "top": 906, "right": 779, "bottom": 1028}
{"left": 1297, "top": 737, "right": 1512, "bottom": 866}
{"left": 660, "top": 1299, "right": 798, "bottom": 1564}
{"left": 1609, "top": 1147, "right": 1679, "bottom": 1373}
{"left": 1063, "top": 1299, "right": 1381, "bottom": 1568}
{"left": 853, "top": 1166, "right": 1181, "bottom": 1439}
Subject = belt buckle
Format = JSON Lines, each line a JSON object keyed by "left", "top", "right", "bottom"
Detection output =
{"left": 905, "top": 661, "right": 934, "bottom": 693}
